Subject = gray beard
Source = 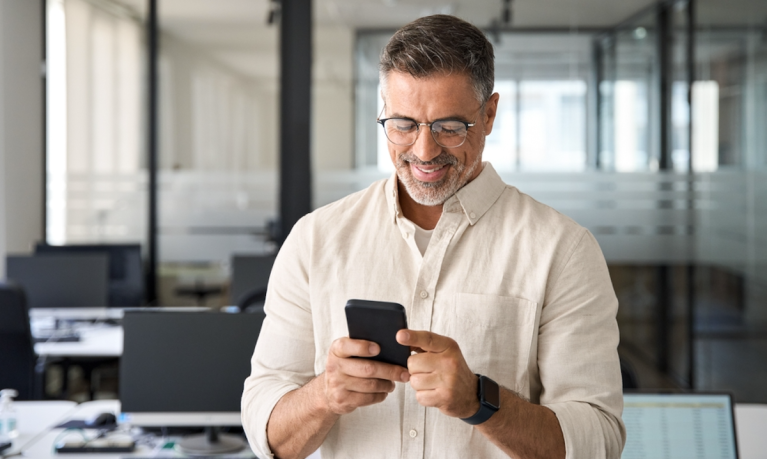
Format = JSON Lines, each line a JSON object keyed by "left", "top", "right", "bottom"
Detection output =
{"left": 395, "top": 139, "right": 484, "bottom": 206}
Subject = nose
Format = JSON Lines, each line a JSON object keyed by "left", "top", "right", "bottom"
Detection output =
{"left": 411, "top": 125, "right": 443, "bottom": 162}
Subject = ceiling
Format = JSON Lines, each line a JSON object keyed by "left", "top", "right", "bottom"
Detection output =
{"left": 112, "top": 0, "right": 767, "bottom": 80}
{"left": 117, "top": 0, "right": 767, "bottom": 29}
{"left": 120, "top": 0, "right": 666, "bottom": 29}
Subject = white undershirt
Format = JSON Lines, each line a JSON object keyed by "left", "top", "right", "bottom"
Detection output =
{"left": 413, "top": 224, "right": 434, "bottom": 256}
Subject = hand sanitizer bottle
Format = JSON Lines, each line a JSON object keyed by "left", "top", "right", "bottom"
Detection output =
{"left": 0, "top": 389, "right": 19, "bottom": 441}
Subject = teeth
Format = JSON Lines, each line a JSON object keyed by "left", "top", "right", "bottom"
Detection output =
{"left": 416, "top": 165, "right": 444, "bottom": 173}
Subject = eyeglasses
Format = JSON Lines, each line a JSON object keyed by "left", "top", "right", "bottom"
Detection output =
{"left": 377, "top": 106, "right": 483, "bottom": 148}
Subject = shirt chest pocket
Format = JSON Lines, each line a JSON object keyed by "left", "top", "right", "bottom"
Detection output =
{"left": 439, "top": 293, "right": 537, "bottom": 397}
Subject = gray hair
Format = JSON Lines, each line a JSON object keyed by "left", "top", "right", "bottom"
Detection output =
{"left": 379, "top": 15, "right": 495, "bottom": 105}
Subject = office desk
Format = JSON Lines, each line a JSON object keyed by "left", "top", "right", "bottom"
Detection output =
{"left": 14, "top": 399, "right": 764, "bottom": 459}
{"left": 0, "top": 400, "right": 77, "bottom": 458}
{"left": 20, "top": 400, "right": 259, "bottom": 459}
{"left": 735, "top": 404, "right": 767, "bottom": 459}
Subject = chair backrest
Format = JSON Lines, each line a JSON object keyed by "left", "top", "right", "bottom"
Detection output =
{"left": 230, "top": 254, "right": 276, "bottom": 305}
{"left": 0, "top": 282, "right": 37, "bottom": 400}
{"left": 619, "top": 356, "right": 639, "bottom": 390}
{"left": 237, "top": 287, "right": 267, "bottom": 313}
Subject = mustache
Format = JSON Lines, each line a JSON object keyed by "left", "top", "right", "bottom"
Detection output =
{"left": 396, "top": 152, "right": 458, "bottom": 168}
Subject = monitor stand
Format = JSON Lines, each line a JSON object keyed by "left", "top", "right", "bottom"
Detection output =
{"left": 177, "top": 427, "right": 246, "bottom": 455}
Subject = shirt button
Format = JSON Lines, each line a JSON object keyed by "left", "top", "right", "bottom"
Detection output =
{"left": 469, "top": 212, "right": 477, "bottom": 219}
{"left": 409, "top": 429, "right": 418, "bottom": 438}
{"left": 419, "top": 291, "right": 428, "bottom": 299}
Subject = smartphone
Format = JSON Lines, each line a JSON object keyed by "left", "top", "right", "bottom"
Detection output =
{"left": 345, "top": 299, "right": 410, "bottom": 368}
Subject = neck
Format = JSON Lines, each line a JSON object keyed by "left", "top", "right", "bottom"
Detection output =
{"left": 397, "top": 181, "right": 443, "bottom": 230}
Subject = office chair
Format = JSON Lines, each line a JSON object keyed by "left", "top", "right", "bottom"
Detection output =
{"left": 230, "top": 254, "right": 276, "bottom": 306}
{"left": 0, "top": 282, "right": 43, "bottom": 400}
{"left": 619, "top": 356, "right": 639, "bottom": 390}
{"left": 237, "top": 287, "right": 267, "bottom": 314}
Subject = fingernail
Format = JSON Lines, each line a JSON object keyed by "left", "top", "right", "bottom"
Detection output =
{"left": 401, "top": 371, "right": 410, "bottom": 382}
{"left": 369, "top": 343, "right": 379, "bottom": 355}
{"left": 400, "top": 331, "right": 409, "bottom": 341}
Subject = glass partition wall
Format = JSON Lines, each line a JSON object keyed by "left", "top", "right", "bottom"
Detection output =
{"left": 154, "top": 0, "right": 277, "bottom": 306}
{"left": 692, "top": 12, "right": 767, "bottom": 399}
{"left": 597, "top": 0, "right": 767, "bottom": 400}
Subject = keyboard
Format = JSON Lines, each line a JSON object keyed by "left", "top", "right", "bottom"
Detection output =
{"left": 33, "top": 332, "right": 81, "bottom": 343}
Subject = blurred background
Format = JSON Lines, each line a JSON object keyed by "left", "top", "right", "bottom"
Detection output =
{"left": 0, "top": 0, "right": 765, "bottom": 402}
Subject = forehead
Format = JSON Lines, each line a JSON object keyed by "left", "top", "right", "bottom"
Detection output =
{"left": 384, "top": 71, "right": 477, "bottom": 118}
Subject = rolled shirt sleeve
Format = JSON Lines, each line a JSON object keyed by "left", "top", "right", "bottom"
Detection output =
{"left": 241, "top": 217, "right": 317, "bottom": 458}
{"left": 538, "top": 229, "right": 626, "bottom": 459}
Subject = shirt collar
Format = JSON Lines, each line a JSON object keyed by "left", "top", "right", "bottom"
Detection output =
{"left": 385, "top": 162, "right": 507, "bottom": 226}
{"left": 452, "top": 162, "right": 507, "bottom": 225}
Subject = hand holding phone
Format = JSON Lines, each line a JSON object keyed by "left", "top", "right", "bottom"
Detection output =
{"left": 321, "top": 300, "right": 410, "bottom": 415}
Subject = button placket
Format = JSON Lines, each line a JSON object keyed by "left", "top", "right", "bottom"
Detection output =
{"left": 402, "top": 211, "right": 464, "bottom": 458}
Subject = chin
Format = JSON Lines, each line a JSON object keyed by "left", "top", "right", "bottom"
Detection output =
{"left": 397, "top": 167, "right": 462, "bottom": 206}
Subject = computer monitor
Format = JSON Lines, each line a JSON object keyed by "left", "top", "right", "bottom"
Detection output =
{"left": 230, "top": 254, "right": 276, "bottom": 305}
{"left": 35, "top": 243, "right": 145, "bottom": 307}
{"left": 6, "top": 254, "right": 109, "bottom": 308}
{"left": 119, "top": 310, "right": 265, "bottom": 454}
{"left": 622, "top": 393, "right": 739, "bottom": 459}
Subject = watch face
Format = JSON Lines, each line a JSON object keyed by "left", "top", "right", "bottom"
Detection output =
{"left": 481, "top": 376, "right": 500, "bottom": 409}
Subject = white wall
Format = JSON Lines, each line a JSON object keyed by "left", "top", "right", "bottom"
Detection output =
{"left": 0, "top": 0, "right": 44, "bottom": 273}
{"left": 313, "top": 26, "right": 354, "bottom": 171}
{"left": 0, "top": 0, "right": 6, "bottom": 277}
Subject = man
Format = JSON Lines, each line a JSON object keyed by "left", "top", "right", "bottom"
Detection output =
{"left": 242, "top": 15, "right": 625, "bottom": 459}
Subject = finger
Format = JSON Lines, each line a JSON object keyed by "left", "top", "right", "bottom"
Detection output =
{"left": 338, "top": 357, "right": 410, "bottom": 382}
{"left": 406, "top": 351, "right": 439, "bottom": 374}
{"left": 327, "top": 390, "right": 388, "bottom": 414}
{"left": 408, "top": 372, "right": 441, "bottom": 391}
{"left": 342, "top": 375, "right": 396, "bottom": 394}
{"left": 397, "top": 330, "right": 453, "bottom": 353}
{"left": 413, "top": 388, "right": 440, "bottom": 407}
{"left": 331, "top": 337, "right": 381, "bottom": 359}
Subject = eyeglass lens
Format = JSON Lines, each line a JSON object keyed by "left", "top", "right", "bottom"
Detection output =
{"left": 383, "top": 119, "right": 468, "bottom": 147}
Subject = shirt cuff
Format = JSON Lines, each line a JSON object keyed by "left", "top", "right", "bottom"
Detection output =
{"left": 242, "top": 381, "right": 302, "bottom": 459}
{"left": 545, "top": 401, "right": 625, "bottom": 459}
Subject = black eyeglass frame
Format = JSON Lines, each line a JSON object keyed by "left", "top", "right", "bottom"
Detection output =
{"left": 376, "top": 105, "right": 484, "bottom": 148}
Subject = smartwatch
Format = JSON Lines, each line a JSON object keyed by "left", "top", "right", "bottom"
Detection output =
{"left": 460, "top": 374, "right": 500, "bottom": 425}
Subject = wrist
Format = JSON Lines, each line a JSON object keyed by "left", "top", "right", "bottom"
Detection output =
{"left": 460, "top": 374, "right": 500, "bottom": 425}
{"left": 312, "top": 373, "right": 338, "bottom": 417}
{"left": 460, "top": 374, "right": 481, "bottom": 418}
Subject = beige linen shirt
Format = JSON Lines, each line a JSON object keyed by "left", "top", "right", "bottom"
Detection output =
{"left": 242, "top": 163, "right": 626, "bottom": 459}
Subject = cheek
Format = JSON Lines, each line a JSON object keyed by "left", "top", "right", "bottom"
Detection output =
{"left": 389, "top": 147, "right": 398, "bottom": 164}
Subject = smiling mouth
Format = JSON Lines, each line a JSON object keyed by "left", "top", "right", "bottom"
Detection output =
{"left": 414, "top": 164, "right": 446, "bottom": 174}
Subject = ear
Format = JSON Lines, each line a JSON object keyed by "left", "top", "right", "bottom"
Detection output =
{"left": 482, "top": 92, "right": 500, "bottom": 136}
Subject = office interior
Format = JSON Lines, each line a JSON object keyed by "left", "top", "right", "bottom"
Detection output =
{"left": 0, "top": 0, "right": 765, "bottom": 456}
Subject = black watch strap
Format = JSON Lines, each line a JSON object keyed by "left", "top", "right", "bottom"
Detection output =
{"left": 460, "top": 374, "right": 500, "bottom": 425}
